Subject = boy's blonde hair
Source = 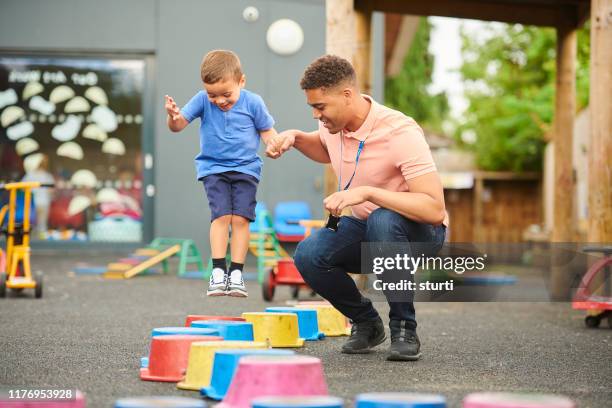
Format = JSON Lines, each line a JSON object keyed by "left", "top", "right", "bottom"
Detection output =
{"left": 200, "top": 50, "right": 243, "bottom": 84}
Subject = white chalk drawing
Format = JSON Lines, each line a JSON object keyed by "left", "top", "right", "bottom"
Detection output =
{"left": 51, "top": 114, "right": 82, "bottom": 142}
{"left": 29, "top": 95, "right": 56, "bottom": 115}
{"left": 82, "top": 123, "right": 108, "bottom": 142}
{"left": 22, "top": 81, "right": 44, "bottom": 100}
{"left": 91, "top": 105, "right": 118, "bottom": 132}
{"left": 68, "top": 195, "right": 92, "bottom": 216}
{"left": 0, "top": 89, "right": 18, "bottom": 109}
{"left": 57, "top": 141, "right": 84, "bottom": 160}
{"left": 65, "top": 96, "right": 91, "bottom": 113}
{"left": 15, "top": 137, "right": 39, "bottom": 156}
{"left": 96, "top": 187, "right": 121, "bottom": 203}
{"left": 49, "top": 85, "right": 75, "bottom": 104}
{"left": 71, "top": 169, "right": 97, "bottom": 188}
{"left": 7, "top": 121, "right": 34, "bottom": 141}
{"left": 84, "top": 86, "right": 108, "bottom": 105}
{"left": 1, "top": 105, "right": 25, "bottom": 127}
{"left": 23, "top": 153, "right": 44, "bottom": 173}
{"left": 102, "top": 138, "right": 125, "bottom": 156}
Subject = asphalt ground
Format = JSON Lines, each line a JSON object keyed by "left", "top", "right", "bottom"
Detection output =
{"left": 1, "top": 251, "right": 611, "bottom": 408}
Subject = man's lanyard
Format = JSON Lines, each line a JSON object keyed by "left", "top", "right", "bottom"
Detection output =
{"left": 338, "top": 131, "right": 368, "bottom": 191}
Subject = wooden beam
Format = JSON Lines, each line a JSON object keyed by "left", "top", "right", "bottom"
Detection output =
{"left": 386, "top": 15, "right": 420, "bottom": 77}
{"left": 552, "top": 24, "right": 577, "bottom": 243}
{"left": 588, "top": 0, "right": 612, "bottom": 242}
{"left": 356, "top": 0, "right": 580, "bottom": 28}
{"left": 354, "top": 4, "right": 373, "bottom": 94}
{"left": 325, "top": 0, "right": 356, "bottom": 199}
{"left": 550, "top": 22, "right": 577, "bottom": 300}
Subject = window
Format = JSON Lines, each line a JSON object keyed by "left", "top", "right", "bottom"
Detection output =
{"left": 0, "top": 55, "right": 146, "bottom": 242}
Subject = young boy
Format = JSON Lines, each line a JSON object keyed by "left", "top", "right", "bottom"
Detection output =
{"left": 165, "top": 50, "right": 279, "bottom": 297}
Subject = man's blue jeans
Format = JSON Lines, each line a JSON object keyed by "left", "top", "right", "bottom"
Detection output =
{"left": 294, "top": 208, "right": 446, "bottom": 331}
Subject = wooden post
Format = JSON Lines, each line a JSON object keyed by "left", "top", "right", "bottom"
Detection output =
{"left": 326, "top": 0, "right": 372, "bottom": 290}
{"left": 550, "top": 22, "right": 577, "bottom": 299}
{"left": 325, "top": 0, "right": 356, "bottom": 200}
{"left": 354, "top": 3, "right": 373, "bottom": 94}
{"left": 588, "top": 0, "right": 612, "bottom": 243}
{"left": 473, "top": 176, "right": 484, "bottom": 242}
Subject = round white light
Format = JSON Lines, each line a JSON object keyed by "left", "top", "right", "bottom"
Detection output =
{"left": 243, "top": 6, "right": 259, "bottom": 22}
{"left": 266, "top": 19, "right": 304, "bottom": 56}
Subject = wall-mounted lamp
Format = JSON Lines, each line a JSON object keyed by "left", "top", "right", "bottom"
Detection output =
{"left": 243, "top": 6, "right": 259, "bottom": 22}
{"left": 266, "top": 19, "right": 304, "bottom": 56}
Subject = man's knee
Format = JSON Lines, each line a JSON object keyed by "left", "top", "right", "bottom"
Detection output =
{"left": 294, "top": 238, "right": 315, "bottom": 275}
{"left": 366, "top": 208, "right": 407, "bottom": 240}
{"left": 295, "top": 235, "right": 331, "bottom": 278}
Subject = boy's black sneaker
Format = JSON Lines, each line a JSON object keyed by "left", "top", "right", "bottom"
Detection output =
{"left": 341, "top": 317, "right": 386, "bottom": 354}
{"left": 387, "top": 320, "right": 421, "bottom": 361}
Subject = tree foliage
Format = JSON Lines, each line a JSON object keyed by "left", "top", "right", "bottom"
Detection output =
{"left": 456, "top": 23, "right": 590, "bottom": 171}
{"left": 385, "top": 17, "right": 449, "bottom": 134}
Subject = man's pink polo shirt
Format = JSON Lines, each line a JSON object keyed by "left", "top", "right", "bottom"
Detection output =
{"left": 319, "top": 95, "right": 449, "bottom": 227}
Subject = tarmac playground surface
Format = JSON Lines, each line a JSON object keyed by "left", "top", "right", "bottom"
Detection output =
{"left": 1, "top": 250, "right": 611, "bottom": 407}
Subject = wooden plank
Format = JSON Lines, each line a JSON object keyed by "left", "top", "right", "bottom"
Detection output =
{"left": 386, "top": 15, "right": 420, "bottom": 77}
{"left": 123, "top": 245, "right": 181, "bottom": 279}
{"left": 107, "top": 263, "right": 132, "bottom": 272}
{"left": 552, "top": 23, "right": 577, "bottom": 243}
{"left": 325, "top": 0, "right": 356, "bottom": 200}
{"left": 134, "top": 248, "right": 160, "bottom": 256}
{"left": 588, "top": 0, "right": 612, "bottom": 242}
{"left": 356, "top": 0, "right": 580, "bottom": 28}
{"left": 551, "top": 22, "right": 577, "bottom": 300}
{"left": 473, "top": 177, "right": 484, "bottom": 242}
{"left": 354, "top": 4, "right": 373, "bottom": 94}
{"left": 475, "top": 171, "right": 541, "bottom": 181}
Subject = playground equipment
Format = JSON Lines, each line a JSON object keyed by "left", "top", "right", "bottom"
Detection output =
{"left": 140, "top": 334, "right": 222, "bottom": 382}
{"left": 463, "top": 392, "right": 575, "bottom": 408}
{"left": 252, "top": 396, "right": 344, "bottom": 408}
{"left": 273, "top": 201, "right": 311, "bottom": 242}
{"left": 114, "top": 397, "right": 204, "bottom": 408}
{"left": 242, "top": 312, "right": 305, "bottom": 347}
{"left": 177, "top": 340, "right": 267, "bottom": 391}
{"left": 355, "top": 393, "right": 446, "bottom": 408}
{"left": 217, "top": 355, "right": 328, "bottom": 408}
{"left": 185, "top": 315, "right": 245, "bottom": 327}
{"left": 0, "top": 181, "right": 53, "bottom": 298}
{"left": 103, "top": 237, "right": 205, "bottom": 279}
{"left": 572, "top": 245, "right": 612, "bottom": 328}
{"left": 201, "top": 349, "right": 295, "bottom": 400}
{"left": 260, "top": 218, "right": 324, "bottom": 301}
{"left": 265, "top": 307, "right": 325, "bottom": 341}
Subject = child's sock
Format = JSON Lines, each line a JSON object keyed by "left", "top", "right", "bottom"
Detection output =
{"left": 212, "top": 258, "right": 227, "bottom": 273}
{"left": 229, "top": 261, "right": 244, "bottom": 273}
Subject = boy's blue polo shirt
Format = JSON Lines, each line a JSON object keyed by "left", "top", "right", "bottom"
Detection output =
{"left": 180, "top": 88, "right": 274, "bottom": 180}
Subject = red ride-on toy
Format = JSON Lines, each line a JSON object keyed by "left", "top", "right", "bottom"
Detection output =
{"left": 262, "top": 258, "right": 310, "bottom": 301}
{"left": 261, "top": 219, "right": 325, "bottom": 302}
{"left": 572, "top": 245, "right": 612, "bottom": 328}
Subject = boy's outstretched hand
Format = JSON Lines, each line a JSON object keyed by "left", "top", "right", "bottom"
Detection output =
{"left": 165, "top": 95, "right": 189, "bottom": 132}
{"left": 164, "top": 95, "right": 180, "bottom": 120}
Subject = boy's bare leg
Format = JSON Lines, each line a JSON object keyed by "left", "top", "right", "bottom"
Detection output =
{"left": 230, "top": 215, "right": 250, "bottom": 263}
{"left": 227, "top": 215, "right": 250, "bottom": 297}
{"left": 210, "top": 215, "right": 231, "bottom": 258}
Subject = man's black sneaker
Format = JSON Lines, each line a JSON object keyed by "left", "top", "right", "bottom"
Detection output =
{"left": 387, "top": 319, "right": 421, "bottom": 361}
{"left": 341, "top": 317, "right": 386, "bottom": 354}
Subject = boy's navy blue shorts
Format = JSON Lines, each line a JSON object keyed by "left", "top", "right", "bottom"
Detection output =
{"left": 201, "top": 171, "right": 258, "bottom": 222}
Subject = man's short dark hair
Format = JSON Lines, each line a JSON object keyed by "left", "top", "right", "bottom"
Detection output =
{"left": 300, "top": 55, "right": 356, "bottom": 90}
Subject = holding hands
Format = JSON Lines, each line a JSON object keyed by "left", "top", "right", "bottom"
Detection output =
{"left": 265, "top": 130, "right": 297, "bottom": 159}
